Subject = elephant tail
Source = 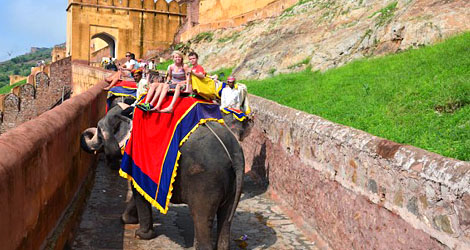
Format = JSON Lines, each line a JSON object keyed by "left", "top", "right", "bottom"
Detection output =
{"left": 229, "top": 147, "right": 245, "bottom": 222}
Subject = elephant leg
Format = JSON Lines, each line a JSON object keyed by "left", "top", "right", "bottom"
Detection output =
{"left": 189, "top": 203, "right": 217, "bottom": 250}
{"left": 121, "top": 195, "right": 138, "bottom": 224}
{"left": 216, "top": 198, "right": 235, "bottom": 250}
{"left": 132, "top": 187, "right": 157, "bottom": 240}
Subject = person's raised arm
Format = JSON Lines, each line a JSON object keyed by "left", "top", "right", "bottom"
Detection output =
{"left": 191, "top": 68, "right": 205, "bottom": 79}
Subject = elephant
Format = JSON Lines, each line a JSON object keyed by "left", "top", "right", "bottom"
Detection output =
{"left": 81, "top": 102, "right": 133, "bottom": 169}
{"left": 81, "top": 101, "right": 252, "bottom": 250}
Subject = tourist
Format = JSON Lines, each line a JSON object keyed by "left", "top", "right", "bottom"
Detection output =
{"left": 134, "top": 69, "right": 149, "bottom": 101}
{"left": 137, "top": 51, "right": 189, "bottom": 113}
{"left": 188, "top": 52, "right": 219, "bottom": 101}
{"left": 220, "top": 76, "right": 241, "bottom": 110}
{"left": 188, "top": 52, "right": 206, "bottom": 80}
{"left": 104, "top": 52, "right": 136, "bottom": 90}
{"left": 148, "top": 59, "right": 155, "bottom": 71}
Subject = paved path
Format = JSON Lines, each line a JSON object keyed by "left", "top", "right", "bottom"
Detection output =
{"left": 71, "top": 158, "right": 318, "bottom": 249}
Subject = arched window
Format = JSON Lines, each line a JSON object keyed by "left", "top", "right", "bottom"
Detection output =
{"left": 90, "top": 32, "right": 117, "bottom": 63}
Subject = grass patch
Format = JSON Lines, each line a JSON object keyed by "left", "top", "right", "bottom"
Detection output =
{"left": 209, "top": 68, "right": 233, "bottom": 82}
{"left": 282, "top": 0, "right": 314, "bottom": 16}
{"left": 155, "top": 59, "right": 174, "bottom": 70}
{"left": 369, "top": 1, "right": 398, "bottom": 27}
{"left": 192, "top": 32, "right": 214, "bottom": 43}
{"left": 288, "top": 56, "right": 311, "bottom": 69}
{"left": 0, "top": 79, "right": 27, "bottom": 94}
{"left": 243, "top": 33, "right": 470, "bottom": 161}
{"left": 218, "top": 32, "right": 241, "bottom": 43}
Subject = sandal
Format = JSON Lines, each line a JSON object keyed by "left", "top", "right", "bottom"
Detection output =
{"left": 136, "top": 103, "right": 153, "bottom": 111}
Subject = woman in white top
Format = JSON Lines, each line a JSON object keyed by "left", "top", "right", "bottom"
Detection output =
{"left": 104, "top": 52, "right": 137, "bottom": 90}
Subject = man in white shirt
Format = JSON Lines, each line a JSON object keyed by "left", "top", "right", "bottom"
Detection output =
{"left": 220, "top": 76, "right": 241, "bottom": 110}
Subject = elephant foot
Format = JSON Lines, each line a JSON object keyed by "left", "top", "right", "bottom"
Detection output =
{"left": 135, "top": 228, "right": 157, "bottom": 240}
{"left": 121, "top": 213, "right": 138, "bottom": 224}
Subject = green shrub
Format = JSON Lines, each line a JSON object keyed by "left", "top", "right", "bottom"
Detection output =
{"left": 369, "top": 1, "right": 398, "bottom": 27}
{"left": 244, "top": 33, "right": 470, "bottom": 161}
{"left": 209, "top": 67, "right": 233, "bottom": 82}
{"left": 155, "top": 59, "right": 174, "bottom": 70}
{"left": 217, "top": 32, "right": 240, "bottom": 43}
{"left": 193, "top": 32, "right": 214, "bottom": 43}
{"left": 0, "top": 79, "right": 27, "bottom": 94}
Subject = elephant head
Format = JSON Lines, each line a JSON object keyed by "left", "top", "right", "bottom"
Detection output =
{"left": 81, "top": 103, "right": 133, "bottom": 169}
{"left": 222, "top": 112, "right": 254, "bottom": 141}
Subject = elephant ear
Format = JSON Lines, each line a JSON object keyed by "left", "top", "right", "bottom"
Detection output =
{"left": 80, "top": 127, "right": 103, "bottom": 153}
{"left": 114, "top": 114, "right": 133, "bottom": 150}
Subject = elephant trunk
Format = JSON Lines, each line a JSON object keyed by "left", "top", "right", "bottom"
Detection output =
{"left": 80, "top": 127, "right": 103, "bottom": 153}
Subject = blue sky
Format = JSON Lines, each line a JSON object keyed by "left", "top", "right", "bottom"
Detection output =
{"left": 0, "top": 0, "right": 175, "bottom": 62}
{"left": 0, "top": 0, "right": 68, "bottom": 62}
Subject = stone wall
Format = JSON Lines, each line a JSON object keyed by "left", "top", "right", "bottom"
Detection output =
{"left": 52, "top": 46, "right": 67, "bottom": 63}
{"left": 179, "top": 0, "right": 297, "bottom": 41}
{"left": 71, "top": 62, "right": 114, "bottom": 95}
{"left": 9, "top": 75, "right": 27, "bottom": 85}
{"left": 0, "top": 81, "right": 107, "bottom": 250}
{"left": 242, "top": 95, "right": 470, "bottom": 249}
{"left": 0, "top": 57, "right": 72, "bottom": 134}
{"left": 90, "top": 45, "right": 111, "bottom": 65}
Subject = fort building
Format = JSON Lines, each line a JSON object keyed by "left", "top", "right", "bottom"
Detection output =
{"left": 66, "top": 0, "right": 187, "bottom": 62}
{"left": 52, "top": 45, "right": 67, "bottom": 63}
{"left": 179, "top": 0, "right": 298, "bottom": 41}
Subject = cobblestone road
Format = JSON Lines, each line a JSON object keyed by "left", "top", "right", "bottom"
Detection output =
{"left": 71, "top": 158, "right": 318, "bottom": 249}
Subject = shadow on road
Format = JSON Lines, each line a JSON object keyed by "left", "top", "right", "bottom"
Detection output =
{"left": 153, "top": 175, "right": 278, "bottom": 249}
{"left": 71, "top": 154, "right": 278, "bottom": 249}
{"left": 70, "top": 156, "right": 128, "bottom": 249}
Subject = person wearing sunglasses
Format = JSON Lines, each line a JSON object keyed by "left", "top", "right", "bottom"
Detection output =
{"left": 104, "top": 52, "right": 137, "bottom": 90}
{"left": 122, "top": 53, "right": 136, "bottom": 71}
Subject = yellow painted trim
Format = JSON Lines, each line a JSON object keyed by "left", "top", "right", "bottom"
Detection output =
{"left": 121, "top": 86, "right": 138, "bottom": 90}
{"left": 119, "top": 169, "right": 164, "bottom": 213}
{"left": 108, "top": 92, "right": 137, "bottom": 98}
{"left": 221, "top": 108, "right": 247, "bottom": 121}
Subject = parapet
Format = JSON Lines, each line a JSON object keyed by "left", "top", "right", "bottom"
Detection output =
{"left": 0, "top": 57, "right": 72, "bottom": 134}
{"left": 242, "top": 94, "right": 470, "bottom": 249}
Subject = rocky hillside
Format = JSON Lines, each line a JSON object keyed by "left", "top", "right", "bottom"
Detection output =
{"left": 185, "top": 0, "right": 470, "bottom": 79}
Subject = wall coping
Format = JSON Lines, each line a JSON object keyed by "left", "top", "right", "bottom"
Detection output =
{"left": 0, "top": 81, "right": 107, "bottom": 167}
{"left": 248, "top": 94, "right": 470, "bottom": 193}
{"left": 247, "top": 94, "right": 470, "bottom": 249}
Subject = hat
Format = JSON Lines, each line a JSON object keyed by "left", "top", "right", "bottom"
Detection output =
{"left": 132, "top": 69, "right": 142, "bottom": 75}
{"left": 227, "top": 76, "right": 236, "bottom": 82}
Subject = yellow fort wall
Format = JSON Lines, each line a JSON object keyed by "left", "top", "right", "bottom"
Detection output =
{"left": 66, "top": 0, "right": 187, "bottom": 62}
{"left": 180, "top": 0, "right": 298, "bottom": 41}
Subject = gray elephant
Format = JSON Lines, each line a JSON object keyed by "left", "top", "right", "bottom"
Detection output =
{"left": 81, "top": 102, "right": 252, "bottom": 250}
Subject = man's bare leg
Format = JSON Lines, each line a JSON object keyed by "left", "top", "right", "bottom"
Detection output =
{"left": 104, "top": 77, "right": 120, "bottom": 90}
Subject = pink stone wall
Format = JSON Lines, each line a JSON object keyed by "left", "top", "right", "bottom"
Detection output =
{"left": 242, "top": 95, "right": 470, "bottom": 249}
{"left": 0, "top": 57, "right": 72, "bottom": 134}
{"left": 0, "top": 81, "right": 107, "bottom": 250}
